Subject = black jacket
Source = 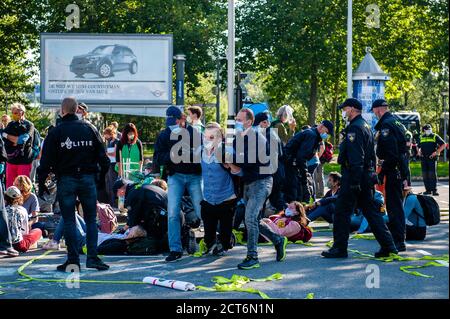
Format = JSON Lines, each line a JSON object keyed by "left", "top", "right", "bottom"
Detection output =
{"left": 232, "top": 128, "right": 272, "bottom": 183}
{"left": 153, "top": 125, "right": 202, "bottom": 176}
{"left": 125, "top": 184, "right": 168, "bottom": 228}
{"left": 374, "top": 111, "right": 408, "bottom": 175}
{"left": 284, "top": 127, "right": 322, "bottom": 172}
{"left": 39, "top": 114, "right": 110, "bottom": 178}
{"left": 338, "top": 115, "right": 376, "bottom": 187}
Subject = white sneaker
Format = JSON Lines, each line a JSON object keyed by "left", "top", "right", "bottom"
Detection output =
{"left": 43, "top": 240, "right": 60, "bottom": 250}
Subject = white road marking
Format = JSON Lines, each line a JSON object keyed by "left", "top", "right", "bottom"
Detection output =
{"left": 416, "top": 249, "right": 449, "bottom": 267}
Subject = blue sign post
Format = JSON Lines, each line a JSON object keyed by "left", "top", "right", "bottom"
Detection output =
{"left": 352, "top": 47, "right": 390, "bottom": 128}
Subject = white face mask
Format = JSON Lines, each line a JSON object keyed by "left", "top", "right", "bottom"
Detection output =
{"left": 203, "top": 140, "right": 214, "bottom": 150}
{"left": 76, "top": 113, "right": 83, "bottom": 120}
{"left": 285, "top": 208, "right": 298, "bottom": 217}
{"left": 425, "top": 129, "right": 432, "bottom": 135}
{"left": 341, "top": 110, "right": 348, "bottom": 122}
{"left": 186, "top": 116, "right": 192, "bottom": 124}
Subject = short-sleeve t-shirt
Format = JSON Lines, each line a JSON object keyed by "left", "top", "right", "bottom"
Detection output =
{"left": 22, "top": 193, "right": 40, "bottom": 218}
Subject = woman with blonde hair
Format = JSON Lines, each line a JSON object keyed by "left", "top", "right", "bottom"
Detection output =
{"left": 13, "top": 175, "right": 39, "bottom": 228}
{"left": 103, "top": 126, "right": 119, "bottom": 207}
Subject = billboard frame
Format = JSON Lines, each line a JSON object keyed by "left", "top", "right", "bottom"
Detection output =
{"left": 40, "top": 33, "right": 173, "bottom": 106}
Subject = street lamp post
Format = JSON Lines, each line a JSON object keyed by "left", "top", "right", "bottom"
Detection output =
{"left": 227, "top": 0, "right": 235, "bottom": 143}
{"left": 216, "top": 56, "right": 227, "bottom": 124}
{"left": 347, "top": 0, "right": 353, "bottom": 98}
{"left": 441, "top": 90, "right": 448, "bottom": 162}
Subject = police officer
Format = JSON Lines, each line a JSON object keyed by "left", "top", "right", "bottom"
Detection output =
{"left": 284, "top": 120, "right": 334, "bottom": 203}
{"left": 418, "top": 124, "right": 446, "bottom": 196}
{"left": 322, "top": 98, "right": 397, "bottom": 258}
{"left": 372, "top": 99, "right": 409, "bottom": 252}
{"left": 38, "top": 97, "right": 110, "bottom": 272}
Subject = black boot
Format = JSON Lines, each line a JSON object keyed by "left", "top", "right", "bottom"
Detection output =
{"left": 395, "top": 242, "right": 407, "bottom": 252}
{"left": 56, "top": 260, "right": 81, "bottom": 272}
{"left": 321, "top": 247, "right": 348, "bottom": 258}
{"left": 86, "top": 256, "right": 109, "bottom": 271}
{"left": 374, "top": 247, "right": 398, "bottom": 258}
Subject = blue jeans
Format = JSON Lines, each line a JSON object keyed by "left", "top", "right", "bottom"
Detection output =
{"left": 307, "top": 204, "right": 335, "bottom": 223}
{"left": 244, "top": 176, "right": 282, "bottom": 258}
{"left": 167, "top": 173, "right": 202, "bottom": 252}
{"left": 57, "top": 175, "right": 98, "bottom": 263}
{"left": 53, "top": 214, "right": 86, "bottom": 251}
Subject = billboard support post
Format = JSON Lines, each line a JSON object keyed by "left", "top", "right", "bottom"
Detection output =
{"left": 174, "top": 54, "right": 186, "bottom": 108}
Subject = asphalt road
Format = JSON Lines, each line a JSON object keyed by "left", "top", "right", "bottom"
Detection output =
{"left": 0, "top": 182, "right": 448, "bottom": 299}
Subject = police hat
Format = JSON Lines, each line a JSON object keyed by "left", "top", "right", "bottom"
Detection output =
{"left": 422, "top": 124, "right": 432, "bottom": 131}
{"left": 338, "top": 98, "right": 362, "bottom": 110}
{"left": 370, "top": 99, "right": 388, "bottom": 111}
{"left": 321, "top": 120, "right": 334, "bottom": 137}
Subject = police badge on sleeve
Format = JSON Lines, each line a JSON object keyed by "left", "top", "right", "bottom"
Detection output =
{"left": 381, "top": 128, "right": 390, "bottom": 137}
{"left": 347, "top": 132, "right": 356, "bottom": 142}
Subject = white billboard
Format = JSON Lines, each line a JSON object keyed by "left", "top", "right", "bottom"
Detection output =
{"left": 40, "top": 33, "right": 173, "bottom": 108}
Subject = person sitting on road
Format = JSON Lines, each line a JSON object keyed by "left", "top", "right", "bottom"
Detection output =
{"left": 5, "top": 186, "right": 42, "bottom": 253}
{"left": 13, "top": 175, "right": 40, "bottom": 229}
{"left": 262, "top": 201, "right": 312, "bottom": 243}
{"left": 403, "top": 188, "right": 427, "bottom": 241}
{"left": 305, "top": 172, "right": 341, "bottom": 223}
{"left": 351, "top": 190, "right": 389, "bottom": 233}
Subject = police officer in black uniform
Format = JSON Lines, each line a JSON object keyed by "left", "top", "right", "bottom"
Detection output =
{"left": 372, "top": 99, "right": 409, "bottom": 252}
{"left": 322, "top": 98, "right": 397, "bottom": 258}
{"left": 418, "top": 124, "right": 446, "bottom": 196}
{"left": 38, "top": 97, "right": 110, "bottom": 272}
{"left": 284, "top": 120, "right": 334, "bottom": 203}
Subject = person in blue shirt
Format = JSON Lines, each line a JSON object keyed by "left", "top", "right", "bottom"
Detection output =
{"left": 403, "top": 188, "right": 427, "bottom": 240}
{"left": 200, "top": 122, "right": 237, "bottom": 256}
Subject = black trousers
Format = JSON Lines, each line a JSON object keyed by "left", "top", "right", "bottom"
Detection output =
{"left": 201, "top": 199, "right": 236, "bottom": 250}
{"left": 269, "top": 164, "right": 286, "bottom": 212}
{"left": 421, "top": 158, "right": 438, "bottom": 192}
{"left": 385, "top": 170, "right": 406, "bottom": 245}
{"left": 333, "top": 173, "right": 396, "bottom": 251}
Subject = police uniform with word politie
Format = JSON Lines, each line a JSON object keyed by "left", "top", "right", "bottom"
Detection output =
{"left": 322, "top": 98, "right": 397, "bottom": 258}
{"left": 38, "top": 98, "right": 110, "bottom": 272}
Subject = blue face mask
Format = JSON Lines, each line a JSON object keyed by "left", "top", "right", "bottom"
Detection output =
{"left": 235, "top": 122, "right": 244, "bottom": 133}
{"left": 320, "top": 133, "right": 329, "bottom": 140}
{"left": 169, "top": 124, "right": 181, "bottom": 133}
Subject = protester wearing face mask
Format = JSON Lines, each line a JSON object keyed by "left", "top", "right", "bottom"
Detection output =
{"left": 232, "top": 108, "right": 288, "bottom": 270}
{"left": 371, "top": 99, "right": 410, "bottom": 252}
{"left": 1, "top": 103, "right": 37, "bottom": 188}
{"left": 115, "top": 123, "right": 143, "bottom": 182}
{"left": 153, "top": 106, "right": 203, "bottom": 262}
{"left": 187, "top": 106, "right": 205, "bottom": 133}
{"left": 284, "top": 120, "right": 334, "bottom": 203}
{"left": 103, "top": 126, "right": 119, "bottom": 207}
{"left": 75, "top": 102, "right": 89, "bottom": 122}
{"left": 418, "top": 124, "right": 445, "bottom": 196}
{"left": 271, "top": 105, "right": 296, "bottom": 145}
{"left": 305, "top": 172, "right": 341, "bottom": 223}
{"left": 199, "top": 122, "right": 237, "bottom": 256}
{"left": 262, "top": 201, "right": 312, "bottom": 243}
{"left": 254, "top": 112, "right": 286, "bottom": 213}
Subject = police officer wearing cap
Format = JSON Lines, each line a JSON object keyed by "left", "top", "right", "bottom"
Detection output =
{"left": 372, "top": 99, "right": 409, "bottom": 252}
{"left": 322, "top": 98, "right": 397, "bottom": 258}
{"left": 418, "top": 124, "right": 446, "bottom": 195}
{"left": 284, "top": 120, "right": 334, "bottom": 203}
{"left": 38, "top": 97, "right": 110, "bottom": 272}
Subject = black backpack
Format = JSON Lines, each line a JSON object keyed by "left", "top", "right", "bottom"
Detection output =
{"left": 416, "top": 194, "right": 440, "bottom": 226}
{"left": 127, "top": 236, "right": 168, "bottom": 255}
